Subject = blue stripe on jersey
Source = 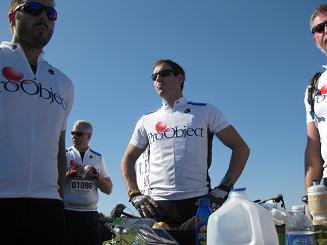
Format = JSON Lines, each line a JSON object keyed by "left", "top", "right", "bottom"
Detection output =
{"left": 65, "top": 147, "right": 73, "bottom": 152}
{"left": 187, "top": 101, "right": 207, "bottom": 106}
{"left": 90, "top": 149, "right": 101, "bottom": 156}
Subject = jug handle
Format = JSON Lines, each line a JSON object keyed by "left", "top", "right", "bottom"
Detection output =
{"left": 242, "top": 202, "right": 265, "bottom": 244}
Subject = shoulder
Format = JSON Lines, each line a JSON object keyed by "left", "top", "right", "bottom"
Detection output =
{"left": 144, "top": 107, "right": 161, "bottom": 116}
{"left": 43, "top": 61, "right": 74, "bottom": 88}
{"left": 65, "top": 146, "right": 74, "bottom": 153}
{"left": 90, "top": 149, "right": 102, "bottom": 157}
{"left": 187, "top": 101, "right": 207, "bottom": 106}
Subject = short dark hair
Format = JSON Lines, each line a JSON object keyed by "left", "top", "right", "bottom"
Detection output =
{"left": 9, "top": 0, "right": 25, "bottom": 13}
{"left": 153, "top": 59, "right": 185, "bottom": 90}
{"left": 9, "top": 0, "right": 55, "bottom": 13}
{"left": 310, "top": 4, "right": 327, "bottom": 31}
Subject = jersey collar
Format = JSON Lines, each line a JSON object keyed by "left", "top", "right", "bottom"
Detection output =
{"left": 162, "top": 97, "right": 187, "bottom": 110}
{"left": 1, "top": 41, "right": 45, "bottom": 62}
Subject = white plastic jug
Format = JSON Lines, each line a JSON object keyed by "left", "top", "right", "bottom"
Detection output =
{"left": 207, "top": 187, "right": 279, "bottom": 245}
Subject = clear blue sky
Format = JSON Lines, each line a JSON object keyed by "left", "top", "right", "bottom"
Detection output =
{"left": 1, "top": 0, "right": 326, "bottom": 215}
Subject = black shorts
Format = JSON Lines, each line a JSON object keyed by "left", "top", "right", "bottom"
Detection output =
{"left": 0, "top": 198, "right": 65, "bottom": 245}
{"left": 154, "top": 196, "right": 201, "bottom": 227}
{"left": 64, "top": 209, "right": 100, "bottom": 245}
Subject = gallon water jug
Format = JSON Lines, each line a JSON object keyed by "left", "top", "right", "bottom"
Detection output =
{"left": 307, "top": 181, "right": 327, "bottom": 225}
{"left": 207, "top": 187, "right": 279, "bottom": 245}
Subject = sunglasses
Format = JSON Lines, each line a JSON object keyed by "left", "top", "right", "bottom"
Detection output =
{"left": 151, "top": 70, "right": 176, "bottom": 81}
{"left": 312, "top": 21, "right": 327, "bottom": 34}
{"left": 71, "top": 131, "right": 85, "bottom": 136}
{"left": 13, "top": 2, "right": 57, "bottom": 21}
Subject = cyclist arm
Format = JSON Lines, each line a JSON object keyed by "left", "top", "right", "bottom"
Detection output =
{"left": 305, "top": 121, "right": 324, "bottom": 191}
{"left": 121, "top": 144, "right": 146, "bottom": 190}
{"left": 57, "top": 130, "right": 67, "bottom": 198}
{"left": 97, "top": 176, "right": 113, "bottom": 195}
{"left": 215, "top": 125, "right": 250, "bottom": 188}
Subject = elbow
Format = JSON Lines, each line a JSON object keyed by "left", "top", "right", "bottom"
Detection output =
{"left": 240, "top": 142, "right": 250, "bottom": 160}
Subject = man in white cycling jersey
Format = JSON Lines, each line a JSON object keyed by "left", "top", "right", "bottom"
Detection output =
{"left": 64, "top": 120, "right": 113, "bottom": 245}
{"left": 305, "top": 5, "right": 327, "bottom": 193}
{"left": 0, "top": 1, "right": 74, "bottom": 244}
{"left": 121, "top": 59, "right": 250, "bottom": 227}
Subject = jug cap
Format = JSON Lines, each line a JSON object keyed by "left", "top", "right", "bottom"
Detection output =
{"left": 307, "top": 182, "right": 326, "bottom": 194}
{"left": 292, "top": 205, "right": 305, "bottom": 213}
{"left": 231, "top": 187, "right": 246, "bottom": 192}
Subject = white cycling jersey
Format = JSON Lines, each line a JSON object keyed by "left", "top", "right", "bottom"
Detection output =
{"left": 64, "top": 146, "right": 110, "bottom": 211}
{"left": 130, "top": 97, "right": 230, "bottom": 200}
{"left": 304, "top": 67, "right": 327, "bottom": 178}
{"left": 0, "top": 42, "right": 74, "bottom": 200}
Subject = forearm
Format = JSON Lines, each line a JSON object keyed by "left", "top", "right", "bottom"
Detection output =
{"left": 57, "top": 131, "right": 67, "bottom": 198}
{"left": 305, "top": 147, "right": 323, "bottom": 190}
{"left": 121, "top": 156, "right": 139, "bottom": 190}
{"left": 97, "top": 176, "right": 113, "bottom": 195}
{"left": 220, "top": 142, "right": 250, "bottom": 188}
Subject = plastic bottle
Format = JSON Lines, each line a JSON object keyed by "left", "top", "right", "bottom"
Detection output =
{"left": 207, "top": 187, "right": 279, "bottom": 245}
{"left": 195, "top": 198, "right": 212, "bottom": 245}
{"left": 285, "top": 205, "right": 316, "bottom": 245}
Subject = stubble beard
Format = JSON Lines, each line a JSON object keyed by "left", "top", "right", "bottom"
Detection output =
{"left": 14, "top": 19, "right": 53, "bottom": 49}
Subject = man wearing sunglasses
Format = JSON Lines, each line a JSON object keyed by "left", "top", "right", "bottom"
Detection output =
{"left": 121, "top": 59, "right": 250, "bottom": 228}
{"left": 0, "top": 1, "right": 74, "bottom": 244}
{"left": 305, "top": 5, "right": 327, "bottom": 193}
{"left": 64, "top": 120, "right": 113, "bottom": 245}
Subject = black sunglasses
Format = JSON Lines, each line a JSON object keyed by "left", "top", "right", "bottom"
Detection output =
{"left": 312, "top": 21, "right": 327, "bottom": 34}
{"left": 151, "top": 70, "right": 176, "bottom": 81}
{"left": 71, "top": 131, "right": 85, "bottom": 136}
{"left": 13, "top": 2, "right": 57, "bottom": 21}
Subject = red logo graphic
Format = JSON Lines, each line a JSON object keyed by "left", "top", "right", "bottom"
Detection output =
{"left": 70, "top": 160, "right": 78, "bottom": 168}
{"left": 155, "top": 121, "right": 167, "bottom": 133}
{"left": 2, "top": 67, "right": 24, "bottom": 82}
{"left": 320, "top": 84, "right": 327, "bottom": 95}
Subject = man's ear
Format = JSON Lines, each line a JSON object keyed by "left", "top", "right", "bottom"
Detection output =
{"left": 8, "top": 12, "right": 15, "bottom": 26}
{"left": 177, "top": 74, "right": 185, "bottom": 83}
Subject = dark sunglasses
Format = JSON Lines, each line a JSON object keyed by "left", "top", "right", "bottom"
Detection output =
{"left": 312, "top": 21, "right": 327, "bottom": 34}
{"left": 151, "top": 70, "right": 176, "bottom": 81}
{"left": 13, "top": 2, "right": 57, "bottom": 21}
{"left": 71, "top": 131, "right": 85, "bottom": 136}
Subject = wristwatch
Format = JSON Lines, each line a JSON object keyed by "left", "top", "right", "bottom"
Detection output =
{"left": 217, "top": 183, "right": 233, "bottom": 193}
{"left": 128, "top": 189, "right": 141, "bottom": 199}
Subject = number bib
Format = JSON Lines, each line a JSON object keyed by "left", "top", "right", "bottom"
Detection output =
{"left": 71, "top": 180, "right": 94, "bottom": 193}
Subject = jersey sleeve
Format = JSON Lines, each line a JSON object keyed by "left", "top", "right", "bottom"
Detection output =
{"left": 129, "top": 116, "right": 149, "bottom": 149}
{"left": 304, "top": 86, "right": 314, "bottom": 123}
{"left": 99, "top": 156, "right": 110, "bottom": 178}
{"left": 207, "top": 104, "right": 230, "bottom": 134}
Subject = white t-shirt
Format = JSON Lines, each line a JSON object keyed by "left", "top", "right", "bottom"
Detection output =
{"left": 0, "top": 42, "right": 74, "bottom": 200}
{"left": 64, "top": 146, "right": 110, "bottom": 211}
{"left": 130, "top": 97, "right": 230, "bottom": 200}
{"left": 304, "top": 67, "right": 327, "bottom": 178}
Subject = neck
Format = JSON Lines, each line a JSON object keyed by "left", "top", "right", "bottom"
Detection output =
{"left": 162, "top": 94, "right": 183, "bottom": 108}
{"left": 75, "top": 145, "right": 88, "bottom": 153}
{"left": 12, "top": 37, "right": 42, "bottom": 68}
{"left": 162, "top": 92, "right": 183, "bottom": 107}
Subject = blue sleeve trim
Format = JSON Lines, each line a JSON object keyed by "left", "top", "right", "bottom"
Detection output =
{"left": 90, "top": 149, "right": 102, "bottom": 156}
{"left": 187, "top": 101, "right": 207, "bottom": 106}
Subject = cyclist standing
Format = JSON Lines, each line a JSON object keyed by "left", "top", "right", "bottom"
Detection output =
{"left": 121, "top": 59, "right": 250, "bottom": 227}
{"left": 0, "top": 1, "right": 74, "bottom": 244}
{"left": 64, "top": 120, "right": 113, "bottom": 245}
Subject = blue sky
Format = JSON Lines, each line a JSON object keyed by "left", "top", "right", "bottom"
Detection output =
{"left": 1, "top": 0, "right": 327, "bottom": 215}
